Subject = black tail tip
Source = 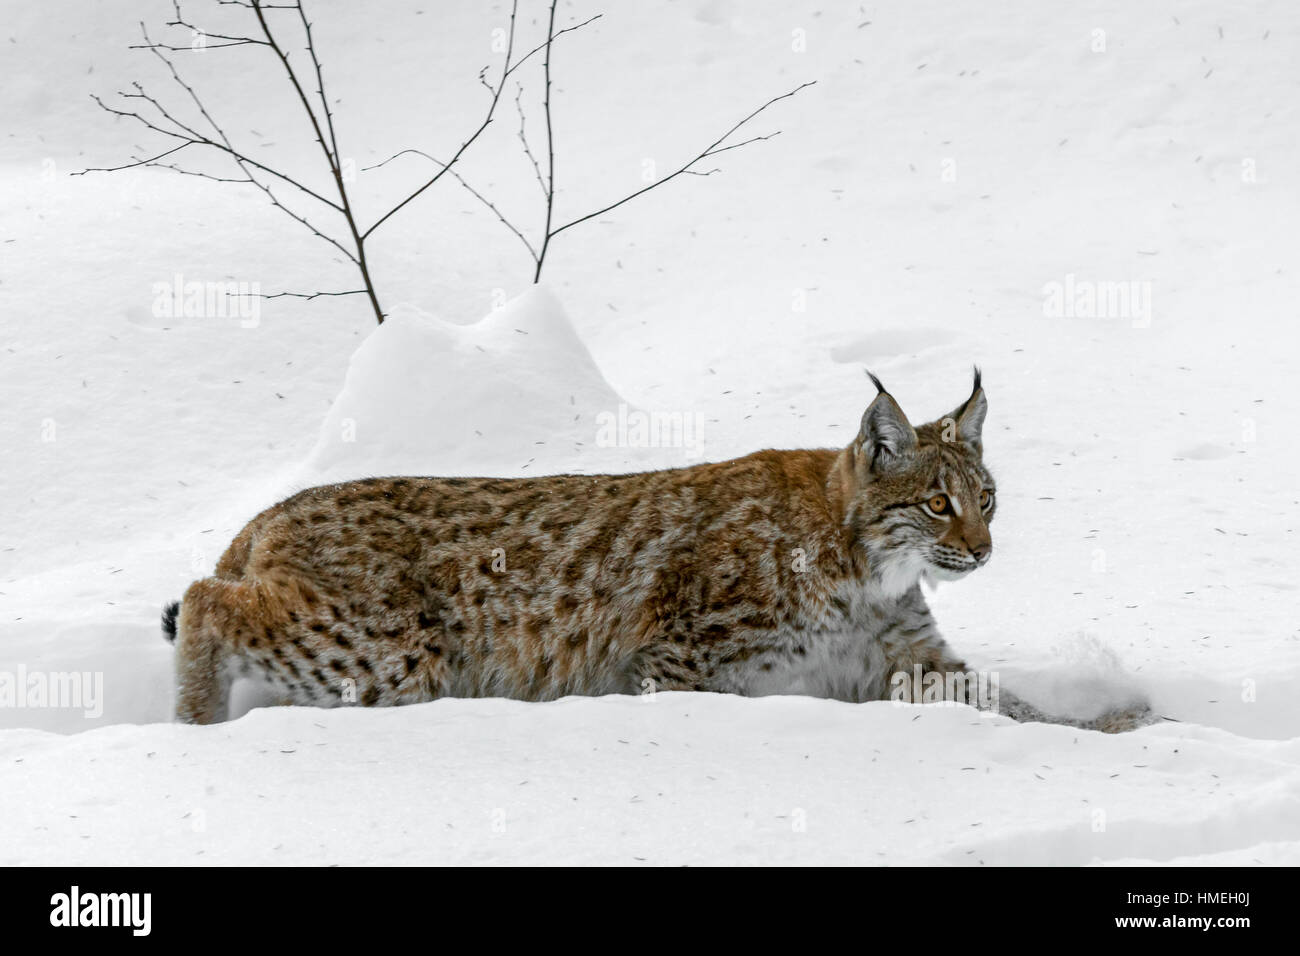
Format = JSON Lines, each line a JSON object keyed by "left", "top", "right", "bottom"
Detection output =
{"left": 161, "top": 601, "right": 180, "bottom": 644}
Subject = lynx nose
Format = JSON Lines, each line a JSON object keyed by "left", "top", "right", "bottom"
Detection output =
{"left": 969, "top": 541, "right": 992, "bottom": 563}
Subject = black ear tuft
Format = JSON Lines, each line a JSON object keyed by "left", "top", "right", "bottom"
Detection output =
{"left": 947, "top": 368, "right": 988, "bottom": 450}
{"left": 865, "top": 369, "right": 887, "bottom": 395}
{"left": 857, "top": 391, "right": 918, "bottom": 471}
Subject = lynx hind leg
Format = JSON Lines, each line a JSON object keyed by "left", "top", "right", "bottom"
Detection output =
{"left": 173, "top": 578, "right": 245, "bottom": 724}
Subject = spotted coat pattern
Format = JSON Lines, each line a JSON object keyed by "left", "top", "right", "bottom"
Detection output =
{"left": 171, "top": 375, "right": 1151, "bottom": 731}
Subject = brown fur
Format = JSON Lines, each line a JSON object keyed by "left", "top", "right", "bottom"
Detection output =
{"left": 171, "top": 373, "right": 1151, "bottom": 732}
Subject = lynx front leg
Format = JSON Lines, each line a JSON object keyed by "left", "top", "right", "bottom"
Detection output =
{"left": 893, "top": 650, "right": 1155, "bottom": 734}
{"left": 879, "top": 603, "right": 1155, "bottom": 732}
{"left": 983, "top": 684, "right": 1085, "bottom": 728}
{"left": 878, "top": 609, "right": 1091, "bottom": 729}
{"left": 874, "top": 596, "right": 986, "bottom": 707}
{"left": 891, "top": 652, "right": 1092, "bottom": 730}
{"left": 1084, "top": 703, "right": 1158, "bottom": 733}
{"left": 955, "top": 660, "right": 1157, "bottom": 733}
{"left": 878, "top": 615, "right": 996, "bottom": 710}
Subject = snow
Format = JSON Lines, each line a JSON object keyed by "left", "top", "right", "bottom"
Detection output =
{"left": 2, "top": 0, "right": 1298, "bottom": 864}
{"left": 5, "top": 695, "right": 1299, "bottom": 867}
{"left": 304, "top": 286, "right": 675, "bottom": 485}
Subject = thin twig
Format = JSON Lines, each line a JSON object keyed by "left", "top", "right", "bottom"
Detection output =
{"left": 515, "top": 83, "right": 547, "bottom": 198}
{"left": 123, "top": 24, "right": 346, "bottom": 210}
{"left": 71, "top": 141, "right": 192, "bottom": 175}
{"left": 235, "top": 289, "right": 369, "bottom": 300}
{"left": 362, "top": 8, "right": 599, "bottom": 240}
{"left": 248, "top": 0, "right": 381, "bottom": 318}
{"left": 533, "top": 0, "right": 560, "bottom": 280}
{"left": 548, "top": 81, "right": 815, "bottom": 243}
{"left": 364, "top": 150, "right": 537, "bottom": 263}
{"left": 514, "top": 8, "right": 811, "bottom": 281}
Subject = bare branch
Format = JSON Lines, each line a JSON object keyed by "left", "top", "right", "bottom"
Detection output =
{"left": 702, "top": 131, "right": 782, "bottom": 156}
{"left": 132, "top": 38, "right": 264, "bottom": 50}
{"left": 362, "top": 5, "right": 599, "bottom": 240}
{"left": 247, "top": 0, "right": 381, "bottom": 318}
{"left": 123, "top": 21, "right": 348, "bottom": 211}
{"left": 294, "top": 3, "right": 343, "bottom": 167}
{"left": 89, "top": 90, "right": 344, "bottom": 210}
{"left": 547, "top": 81, "right": 815, "bottom": 243}
{"left": 360, "top": 3, "right": 520, "bottom": 240}
{"left": 129, "top": 162, "right": 252, "bottom": 183}
{"left": 248, "top": 1, "right": 339, "bottom": 175}
{"left": 87, "top": 0, "right": 391, "bottom": 319}
{"left": 506, "top": 13, "right": 602, "bottom": 80}
{"left": 159, "top": 0, "right": 267, "bottom": 47}
{"left": 532, "top": 0, "right": 560, "bottom": 280}
{"left": 71, "top": 141, "right": 192, "bottom": 175}
{"left": 244, "top": 174, "right": 359, "bottom": 262}
{"left": 507, "top": 2, "right": 812, "bottom": 285}
{"left": 515, "top": 83, "right": 547, "bottom": 199}
{"left": 238, "top": 289, "right": 369, "bottom": 301}
{"left": 364, "top": 150, "right": 537, "bottom": 263}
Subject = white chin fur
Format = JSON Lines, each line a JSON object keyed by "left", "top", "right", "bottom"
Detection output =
{"left": 870, "top": 552, "right": 929, "bottom": 599}
{"left": 925, "top": 563, "right": 975, "bottom": 584}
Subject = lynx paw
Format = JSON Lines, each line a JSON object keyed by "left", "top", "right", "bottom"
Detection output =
{"left": 1087, "top": 703, "right": 1157, "bottom": 734}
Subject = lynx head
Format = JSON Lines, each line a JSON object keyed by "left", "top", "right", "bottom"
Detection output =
{"left": 840, "top": 369, "right": 995, "bottom": 597}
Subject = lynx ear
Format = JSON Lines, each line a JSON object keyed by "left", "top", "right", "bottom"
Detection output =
{"left": 857, "top": 372, "right": 917, "bottom": 471}
{"left": 945, "top": 367, "right": 987, "bottom": 451}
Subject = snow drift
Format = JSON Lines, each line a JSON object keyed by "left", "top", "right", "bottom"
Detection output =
{"left": 304, "top": 286, "right": 639, "bottom": 483}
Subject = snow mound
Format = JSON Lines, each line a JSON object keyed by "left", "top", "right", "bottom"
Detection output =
{"left": 303, "top": 286, "right": 636, "bottom": 484}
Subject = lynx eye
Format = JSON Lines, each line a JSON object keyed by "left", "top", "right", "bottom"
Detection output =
{"left": 979, "top": 490, "right": 994, "bottom": 510}
{"left": 924, "top": 494, "right": 951, "bottom": 516}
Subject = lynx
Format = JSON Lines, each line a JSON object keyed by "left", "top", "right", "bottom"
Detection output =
{"left": 164, "top": 371, "right": 1151, "bottom": 731}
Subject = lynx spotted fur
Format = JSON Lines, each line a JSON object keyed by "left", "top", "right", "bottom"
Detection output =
{"left": 166, "top": 371, "right": 1150, "bottom": 732}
